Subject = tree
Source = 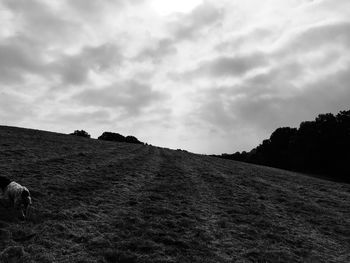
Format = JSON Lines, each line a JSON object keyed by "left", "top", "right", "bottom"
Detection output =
{"left": 98, "top": 132, "right": 144, "bottom": 144}
{"left": 217, "top": 109, "right": 350, "bottom": 182}
{"left": 125, "top": 136, "right": 143, "bottom": 144}
{"left": 70, "top": 130, "right": 91, "bottom": 138}
{"left": 98, "top": 132, "right": 125, "bottom": 142}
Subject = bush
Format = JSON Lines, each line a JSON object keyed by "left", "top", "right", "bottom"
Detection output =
{"left": 98, "top": 132, "right": 126, "bottom": 142}
{"left": 98, "top": 132, "right": 144, "bottom": 144}
{"left": 70, "top": 130, "right": 91, "bottom": 138}
{"left": 125, "top": 136, "right": 143, "bottom": 144}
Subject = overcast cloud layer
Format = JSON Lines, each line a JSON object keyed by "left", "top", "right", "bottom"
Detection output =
{"left": 1, "top": 0, "right": 349, "bottom": 153}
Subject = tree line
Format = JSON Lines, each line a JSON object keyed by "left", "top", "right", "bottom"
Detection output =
{"left": 70, "top": 130, "right": 144, "bottom": 144}
{"left": 214, "top": 110, "right": 350, "bottom": 182}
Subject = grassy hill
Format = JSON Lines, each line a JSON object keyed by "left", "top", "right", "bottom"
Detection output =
{"left": 0, "top": 126, "right": 349, "bottom": 263}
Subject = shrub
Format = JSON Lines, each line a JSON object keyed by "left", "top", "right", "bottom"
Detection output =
{"left": 98, "top": 132, "right": 144, "bottom": 144}
{"left": 125, "top": 136, "right": 143, "bottom": 144}
{"left": 98, "top": 132, "right": 126, "bottom": 142}
{"left": 70, "top": 130, "right": 91, "bottom": 138}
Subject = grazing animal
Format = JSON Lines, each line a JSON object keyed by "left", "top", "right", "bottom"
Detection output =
{"left": 0, "top": 176, "right": 32, "bottom": 219}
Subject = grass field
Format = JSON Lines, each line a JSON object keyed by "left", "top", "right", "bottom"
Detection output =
{"left": 0, "top": 125, "right": 349, "bottom": 262}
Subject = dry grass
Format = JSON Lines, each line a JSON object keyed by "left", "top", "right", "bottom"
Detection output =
{"left": 0, "top": 125, "right": 349, "bottom": 262}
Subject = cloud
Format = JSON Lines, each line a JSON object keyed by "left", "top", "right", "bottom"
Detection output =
{"left": 170, "top": 1, "right": 224, "bottom": 41}
{"left": 135, "top": 38, "right": 177, "bottom": 63}
{"left": 1, "top": 0, "right": 349, "bottom": 153}
{"left": 194, "top": 93, "right": 236, "bottom": 130}
{"left": 68, "top": 0, "right": 124, "bottom": 15}
{"left": 182, "top": 52, "right": 269, "bottom": 79}
{"left": 66, "top": 0, "right": 144, "bottom": 26}
{"left": 0, "top": 1, "right": 123, "bottom": 86}
{"left": 275, "top": 21, "right": 350, "bottom": 56}
{"left": 48, "top": 110, "right": 111, "bottom": 124}
{"left": 186, "top": 19, "right": 350, "bottom": 140}
{"left": 215, "top": 27, "right": 275, "bottom": 53}
{"left": 72, "top": 80, "right": 168, "bottom": 116}
{"left": 51, "top": 43, "right": 123, "bottom": 85}
{"left": 0, "top": 91, "right": 35, "bottom": 123}
{"left": 0, "top": 37, "right": 122, "bottom": 86}
{"left": 192, "top": 61, "right": 350, "bottom": 144}
{"left": 0, "top": 36, "right": 47, "bottom": 84}
{"left": 2, "top": 0, "right": 79, "bottom": 42}
{"left": 235, "top": 66, "right": 350, "bottom": 131}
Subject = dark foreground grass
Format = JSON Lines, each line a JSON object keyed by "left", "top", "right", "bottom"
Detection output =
{"left": 0, "top": 125, "right": 349, "bottom": 262}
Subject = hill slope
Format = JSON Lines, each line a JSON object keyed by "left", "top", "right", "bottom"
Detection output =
{"left": 0, "top": 126, "right": 349, "bottom": 262}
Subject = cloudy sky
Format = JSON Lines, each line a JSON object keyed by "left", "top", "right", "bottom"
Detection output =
{"left": 0, "top": 0, "right": 349, "bottom": 154}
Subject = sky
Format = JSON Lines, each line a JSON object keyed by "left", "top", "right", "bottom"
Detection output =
{"left": 0, "top": 0, "right": 350, "bottom": 154}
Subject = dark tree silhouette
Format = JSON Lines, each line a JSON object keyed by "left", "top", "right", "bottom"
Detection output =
{"left": 215, "top": 109, "right": 350, "bottom": 182}
{"left": 125, "top": 136, "right": 143, "bottom": 144}
{"left": 70, "top": 130, "right": 91, "bottom": 138}
{"left": 98, "top": 132, "right": 125, "bottom": 142}
{"left": 98, "top": 132, "right": 144, "bottom": 144}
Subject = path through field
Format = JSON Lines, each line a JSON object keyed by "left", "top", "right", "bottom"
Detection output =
{"left": 0, "top": 126, "right": 349, "bottom": 262}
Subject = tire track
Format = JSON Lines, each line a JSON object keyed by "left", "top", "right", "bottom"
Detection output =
{"left": 107, "top": 148, "right": 233, "bottom": 262}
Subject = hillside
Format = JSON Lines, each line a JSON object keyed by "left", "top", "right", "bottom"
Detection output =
{"left": 0, "top": 126, "right": 349, "bottom": 263}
